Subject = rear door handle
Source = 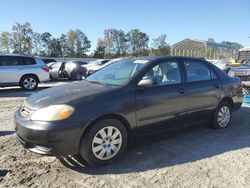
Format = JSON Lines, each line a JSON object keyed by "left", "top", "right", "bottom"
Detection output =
{"left": 178, "top": 88, "right": 185, "bottom": 95}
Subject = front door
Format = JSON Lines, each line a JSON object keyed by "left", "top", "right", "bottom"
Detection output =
{"left": 136, "top": 59, "right": 188, "bottom": 131}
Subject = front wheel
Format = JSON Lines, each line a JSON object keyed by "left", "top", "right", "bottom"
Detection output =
{"left": 212, "top": 101, "right": 231, "bottom": 129}
{"left": 79, "top": 118, "right": 127, "bottom": 167}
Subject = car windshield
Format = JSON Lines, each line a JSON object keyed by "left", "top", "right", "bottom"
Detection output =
{"left": 86, "top": 59, "right": 148, "bottom": 86}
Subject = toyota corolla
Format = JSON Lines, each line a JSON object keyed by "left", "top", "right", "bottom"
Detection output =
{"left": 15, "top": 57, "right": 243, "bottom": 167}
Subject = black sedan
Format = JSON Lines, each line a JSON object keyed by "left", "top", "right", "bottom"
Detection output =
{"left": 15, "top": 57, "right": 243, "bottom": 167}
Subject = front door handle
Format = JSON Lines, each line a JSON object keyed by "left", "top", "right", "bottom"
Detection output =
{"left": 178, "top": 88, "right": 185, "bottom": 95}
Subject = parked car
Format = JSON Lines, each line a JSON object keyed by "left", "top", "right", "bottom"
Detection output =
{"left": 49, "top": 60, "right": 88, "bottom": 80}
{"left": 42, "top": 58, "right": 56, "bottom": 64}
{"left": 15, "top": 57, "right": 242, "bottom": 167}
{"left": 0, "top": 54, "right": 50, "bottom": 90}
{"left": 243, "top": 94, "right": 250, "bottom": 107}
{"left": 212, "top": 58, "right": 236, "bottom": 73}
{"left": 228, "top": 59, "right": 250, "bottom": 81}
{"left": 84, "top": 59, "right": 109, "bottom": 75}
{"left": 86, "top": 58, "right": 123, "bottom": 76}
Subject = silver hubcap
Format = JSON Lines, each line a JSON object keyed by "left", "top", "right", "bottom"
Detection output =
{"left": 217, "top": 106, "right": 230, "bottom": 128}
{"left": 92, "top": 126, "right": 122, "bottom": 160}
{"left": 23, "top": 78, "right": 36, "bottom": 90}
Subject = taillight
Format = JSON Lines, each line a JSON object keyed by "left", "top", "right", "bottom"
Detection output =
{"left": 41, "top": 67, "right": 49, "bottom": 72}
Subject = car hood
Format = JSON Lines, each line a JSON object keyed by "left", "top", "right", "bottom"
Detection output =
{"left": 25, "top": 80, "right": 110, "bottom": 110}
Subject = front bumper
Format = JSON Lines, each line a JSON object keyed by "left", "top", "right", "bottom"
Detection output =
{"left": 15, "top": 111, "right": 86, "bottom": 156}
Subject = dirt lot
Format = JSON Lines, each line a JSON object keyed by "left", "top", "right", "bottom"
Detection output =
{"left": 1, "top": 87, "right": 250, "bottom": 188}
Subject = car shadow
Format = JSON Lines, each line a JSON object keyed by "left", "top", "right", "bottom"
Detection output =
{"left": 0, "top": 87, "right": 49, "bottom": 98}
{"left": 0, "top": 131, "right": 15, "bottom": 136}
{"left": 0, "top": 81, "right": 75, "bottom": 98}
{"left": 60, "top": 106, "right": 250, "bottom": 174}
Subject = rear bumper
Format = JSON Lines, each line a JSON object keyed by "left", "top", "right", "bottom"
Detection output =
{"left": 15, "top": 111, "right": 86, "bottom": 156}
{"left": 38, "top": 71, "right": 50, "bottom": 82}
{"left": 232, "top": 95, "right": 243, "bottom": 111}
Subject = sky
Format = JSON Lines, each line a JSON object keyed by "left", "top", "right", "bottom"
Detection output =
{"left": 0, "top": 0, "right": 250, "bottom": 53}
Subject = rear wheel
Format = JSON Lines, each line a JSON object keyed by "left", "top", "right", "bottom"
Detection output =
{"left": 71, "top": 72, "right": 82, "bottom": 80}
{"left": 212, "top": 101, "right": 231, "bottom": 129}
{"left": 79, "top": 118, "right": 127, "bottom": 167}
{"left": 20, "top": 75, "right": 38, "bottom": 91}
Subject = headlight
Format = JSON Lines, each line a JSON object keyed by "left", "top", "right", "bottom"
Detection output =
{"left": 228, "top": 71, "right": 235, "bottom": 77}
{"left": 30, "top": 105, "right": 75, "bottom": 121}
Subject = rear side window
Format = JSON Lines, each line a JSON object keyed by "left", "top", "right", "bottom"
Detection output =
{"left": 184, "top": 60, "right": 217, "bottom": 82}
{"left": 0, "top": 56, "right": 20, "bottom": 66}
{"left": 34, "top": 57, "right": 46, "bottom": 65}
{"left": 22, "top": 57, "right": 36, "bottom": 65}
{"left": 0, "top": 56, "right": 36, "bottom": 66}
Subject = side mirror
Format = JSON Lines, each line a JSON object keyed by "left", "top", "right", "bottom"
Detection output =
{"left": 138, "top": 78, "right": 155, "bottom": 88}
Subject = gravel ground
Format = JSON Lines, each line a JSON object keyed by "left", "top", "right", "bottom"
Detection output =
{"left": 0, "top": 88, "right": 250, "bottom": 187}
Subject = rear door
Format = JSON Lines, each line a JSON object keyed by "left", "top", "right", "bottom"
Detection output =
{"left": 183, "top": 59, "right": 221, "bottom": 122}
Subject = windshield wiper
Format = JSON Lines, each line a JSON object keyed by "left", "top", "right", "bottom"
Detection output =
{"left": 88, "top": 80, "right": 120, "bottom": 87}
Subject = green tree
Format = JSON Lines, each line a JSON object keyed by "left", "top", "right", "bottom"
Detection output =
{"left": 59, "top": 34, "right": 68, "bottom": 57}
{"left": 32, "top": 32, "right": 42, "bottom": 55}
{"left": 40, "top": 32, "right": 52, "bottom": 56}
{"left": 93, "top": 39, "right": 105, "bottom": 58}
{"left": 151, "top": 34, "right": 170, "bottom": 56}
{"left": 11, "top": 22, "right": 33, "bottom": 54}
{"left": 75, "top": 29, "right": 91, "bottom": 57}
{"left": 127, "top": 29, "right": 149, "bottom": 56}
{"left": 103, "top": 29, "right": 128, "bottom": 58}
{"left": 49, "top": 38, "right": 62, "bottom": 57}
{"left": 0, "top": 32, "right": 11, "bottom": 53}
{"left": 67, "top": 30, "right": 77, "bottom": 57}
{"left": 67, "top": 29, "right": 91, "bottom": 57}
{"left": 220, "top": 41, "right": 243, "bottom": 50}
{"left": 207, "top": 38, "right": 216, "bottom": 42}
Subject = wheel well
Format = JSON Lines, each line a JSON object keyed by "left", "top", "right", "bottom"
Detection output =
{"left": 220, "top": 97, "right": 233, "bottom": 109}
{"left": 86, "top": 114, "right": 130, "bottom": 134}
{"left": 79, "top": 114, "right": 131, "bottom": 147}
{"left": 20, "top": 74, "right": 40, "bottom": 83}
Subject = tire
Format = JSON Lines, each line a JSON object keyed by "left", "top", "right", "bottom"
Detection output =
{"left": 79, "top": 118, "right": 127, "bottom": 167}
{"left": 71, "top": 72, "right": 82, "bottom": 80}
{"left": 20, "top": 75, "right": 38, "bottom": 91}
{"left": 212, "top": 101, "right": 232, "bottom": 129}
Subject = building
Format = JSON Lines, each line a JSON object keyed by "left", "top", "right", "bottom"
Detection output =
{"left": 171, "top": 38, "right": 238, "bottom": 59}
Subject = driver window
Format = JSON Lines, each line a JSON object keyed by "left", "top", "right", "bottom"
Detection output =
{"left": 142, "top": 61, "right": 181, "bottom": 86}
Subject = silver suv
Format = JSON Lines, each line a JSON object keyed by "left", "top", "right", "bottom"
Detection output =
{"left": 0, "top": 55, "right": 50, "bottom": 90}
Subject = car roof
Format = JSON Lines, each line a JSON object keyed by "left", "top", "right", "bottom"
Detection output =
{"left": 0, "top": 54, "right": 34, "bottom": 58}
{"left": 133, "top": 56, "right": 206, "bottom": 62}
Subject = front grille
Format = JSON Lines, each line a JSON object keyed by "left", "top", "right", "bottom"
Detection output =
{"left": 20, "top": 105, "right": 33, "bottom": 118}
